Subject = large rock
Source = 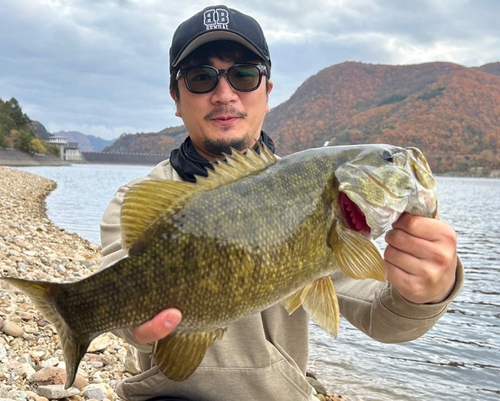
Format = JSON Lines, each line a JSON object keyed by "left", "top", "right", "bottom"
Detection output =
{"left": 124, "top": 346, "right": 141, "bottom": 375}
{"left": 13, "top": 363, "right": 36, "bottom": 380}
{"left": 2, "top": 321, "right": 24, "bottom": 338}
{"left": 36, "top": 385, "right": 79, "bottom": 399}
{"left": 82, "top": 383, "right": 117, "bottom": 401}
{"left": 33, "top": 366, "right": 66, "bottom": 385}
{"left": 88, "top": 334, "right": 112, "bottom": 352}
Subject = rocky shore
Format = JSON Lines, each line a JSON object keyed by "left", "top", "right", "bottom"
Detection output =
{"left": 0, "top": 166, "right": 344, "bottom": 401}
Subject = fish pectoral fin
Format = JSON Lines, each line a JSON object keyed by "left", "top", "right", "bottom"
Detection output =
{"left": 282, "top": 289, "right": 304, "bottom": 315}
{"left": 329, "top": 223, "right": 387, "bottom": 282}
{"left": 154, "top": 329, "right": 225, "bottom": 381}
{"left": 0, "top": 277, "right": 90, "bottom": 389}
{"left": 300, "top": 277, "right": 340, "bottom": 338}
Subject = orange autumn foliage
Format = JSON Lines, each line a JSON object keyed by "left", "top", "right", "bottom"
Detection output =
{"left": 265, "top": 61, "right": 500, "bottom": 173}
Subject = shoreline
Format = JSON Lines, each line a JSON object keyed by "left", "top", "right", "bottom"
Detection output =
{"left": 2, "top": 147, "right": 500, "bottom": 178}
{"left": 0, "top": 167, "right": 343, "bottom": 401}
{"left": 0, "top": 166, "right": 133, "bottom": 400}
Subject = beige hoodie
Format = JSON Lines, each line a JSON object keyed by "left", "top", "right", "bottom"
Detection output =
{"left": 99, "top": 160, "right": 464, "bottom": 401}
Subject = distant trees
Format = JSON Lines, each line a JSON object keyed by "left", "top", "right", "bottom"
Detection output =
{"left": 104, "top": 130, "right": 185, "bottom": 155}
{"left": 0, "top": 96, "right": 53, "bottom": 155}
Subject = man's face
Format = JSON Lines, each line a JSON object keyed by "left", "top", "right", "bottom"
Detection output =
{"left": 172, "top": 58, "right": 273, "bottom": 161}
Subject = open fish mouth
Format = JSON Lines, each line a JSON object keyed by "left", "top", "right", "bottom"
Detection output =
{"left": 339, "top": 193, "right": 371, "bottom": 236}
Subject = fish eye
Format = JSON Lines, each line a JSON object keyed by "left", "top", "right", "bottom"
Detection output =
{"left": 382, "top": 150, "right": 394, "bottom": 163}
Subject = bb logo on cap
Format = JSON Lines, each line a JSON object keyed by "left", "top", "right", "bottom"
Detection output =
{"left": 203, "top": 8, "right": 229, "bottom": 30}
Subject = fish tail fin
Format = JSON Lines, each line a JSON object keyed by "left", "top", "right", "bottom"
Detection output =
{"left": 1, "top": 277, "right": 90, "bottom": 389}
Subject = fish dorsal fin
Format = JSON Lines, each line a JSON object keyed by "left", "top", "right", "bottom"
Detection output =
{"left": 328, "top": 221, "right": 387, "bottom": 282}
{"left": 154, "top": 329, "right": 225, "bottom": 381}
{"left": 121, "top": 179, "right": 197, "bottom": 252}
{"left": 121, "top": 143, "right": 278, "bottom": 252}
{"left": 195, "top": 143, "right": 278, "bottom": 191}
{"left": 282, "top": 277, "right": 341, "bottom": 338}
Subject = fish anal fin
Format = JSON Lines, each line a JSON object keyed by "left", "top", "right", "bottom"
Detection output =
{"left": 154, "top": 329, "right": 225, "bottom": 381}
{"left": 329, "top": 223, "right": 387, "bottom": 282}
{"left": 301, "top": 277, "right": 340, "bottom": 338}
{"left": 282, "top": 289, "right": 303, "bottom": 315}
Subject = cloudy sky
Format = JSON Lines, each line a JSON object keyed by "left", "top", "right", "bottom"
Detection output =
{"left": 1, "top": 0, "right": 499, "bottom": 140}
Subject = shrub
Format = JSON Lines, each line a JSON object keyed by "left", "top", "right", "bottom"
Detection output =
{"left": 30, "top": 138, "right": 46, "bottom": 154}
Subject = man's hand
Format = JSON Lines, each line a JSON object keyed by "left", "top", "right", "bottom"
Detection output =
{"left": 384, "top": 213, "right": 458, "bottom": 304}
{"left": 133, "top": 309, "right": 182, "bottom": 344}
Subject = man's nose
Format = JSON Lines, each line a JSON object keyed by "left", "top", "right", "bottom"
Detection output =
{"left": 211, "top": 73, "right": 238, "bottom": 103}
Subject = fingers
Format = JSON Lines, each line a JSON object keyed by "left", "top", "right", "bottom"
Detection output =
{"left": 385, "top": 214, "right": 457, "bottom": 261}
{"left": 390, "top": 213, "right": 445, "bottom": 241}
{"left": 133, "top": 308, "right": 182, "bottom": 344}
{"left": 383, "top": 214, "right": 458, "bottom": 304}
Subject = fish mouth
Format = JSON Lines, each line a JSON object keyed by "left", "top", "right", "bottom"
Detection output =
{"left": 339, "top": 193, "right": 371, "bottom": 236}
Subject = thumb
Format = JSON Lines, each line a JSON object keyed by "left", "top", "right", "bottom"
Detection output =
{"left": 133, "top": 308, "right": 182, "bottom": 344}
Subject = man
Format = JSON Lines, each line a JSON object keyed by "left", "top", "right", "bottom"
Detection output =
{"left": 100, "top": 5, "right": 463, "bottom": 401}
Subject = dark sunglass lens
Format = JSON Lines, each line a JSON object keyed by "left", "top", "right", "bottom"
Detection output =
{"left": 186, "top": 67, "right": 218, "bottom": 93}
{"left": 229, "top": 65, "right": 260, "bottom": 91}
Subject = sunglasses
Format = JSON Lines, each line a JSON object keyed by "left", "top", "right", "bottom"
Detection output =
{"left": 176, "top": 63, "right": 267, "bottom": 94}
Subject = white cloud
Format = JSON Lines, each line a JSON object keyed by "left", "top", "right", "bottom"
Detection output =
{"left": 385, "top": 37, "right": 500, "bottom": 66}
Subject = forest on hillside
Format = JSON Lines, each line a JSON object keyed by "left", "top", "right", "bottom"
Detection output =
{"left": 0, "top": 97, "right": 59, "bottom": 157}
{"left": 266, "top": 62, "right": 500, "bottom": 174}
{"left": 101, "top": 126, "right": 187, "bottom": 154}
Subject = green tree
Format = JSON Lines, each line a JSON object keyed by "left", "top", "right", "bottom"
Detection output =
{"left": 14, "top": 130, "right": 35, "bottom": 152}
{"left": 0, "top": 98, "right": 30, "bottom": 128}
{"left": 0, "top": 127, "right": 5, "bottom": 148}
{"left": 44, "top": 143, "right": 61, "bottom": 157}
{"left": 0, "top": 112, "right": 16, "bottom": 134}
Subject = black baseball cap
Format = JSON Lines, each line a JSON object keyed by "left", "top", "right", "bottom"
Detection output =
{"left": 169, "top": 5, "right": 271, "bottom": 73}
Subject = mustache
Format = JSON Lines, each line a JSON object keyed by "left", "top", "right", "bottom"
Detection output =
{"left": 205, "top": 106, "right": 247, "bottom": 120}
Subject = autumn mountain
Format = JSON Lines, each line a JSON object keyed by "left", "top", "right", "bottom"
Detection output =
{"left": 102, "top": 125, "right": 187, "bottom": 154}
{"left": 266, "top": 61, "right": 500, "bottom": 172}
{"left": 104, "top": 61, "right": 500, "bottom": 173}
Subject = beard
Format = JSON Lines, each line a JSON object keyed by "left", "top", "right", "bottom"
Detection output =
{"left": 203, "top": 134, "right": 254, "bottom": 156}
{"left": 203, "top": 105, "right": 255, "bottom": 155}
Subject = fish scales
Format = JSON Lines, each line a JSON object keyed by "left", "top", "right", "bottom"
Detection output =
{"left": 61, "top": 148, "right": 340, "bottom": 335}
{"left": 1, "top": 143, "right": 438, "bottom": 387}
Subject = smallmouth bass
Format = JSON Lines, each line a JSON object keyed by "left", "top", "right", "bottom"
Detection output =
{"left": 1, "top": 144, "right": 437, "bottom": 388}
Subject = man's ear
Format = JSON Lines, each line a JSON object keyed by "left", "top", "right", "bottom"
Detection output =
{"left": 170, "top": 90, "right": 181, "bottom": 117}
{"left": 267, "top": 80, "right": 274, "bottom": 96}
{"left": 266, "top": 81, "right": 274, "bottom": 113}
{"left": 170, "top": 89, "right": 179, "bottom": 103}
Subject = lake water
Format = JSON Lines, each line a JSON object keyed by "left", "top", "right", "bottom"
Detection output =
{"left": 14, "top": 165, "right": 500, "bottom": 400}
